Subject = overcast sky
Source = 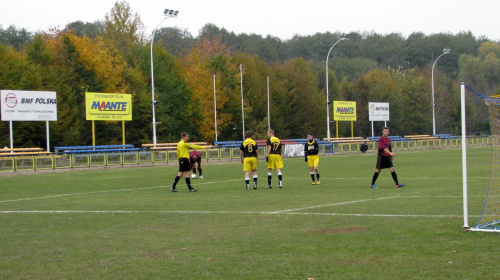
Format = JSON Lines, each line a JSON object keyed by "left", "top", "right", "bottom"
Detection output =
{"left": 1, "top": 0, "right": 499, "bottom": 41}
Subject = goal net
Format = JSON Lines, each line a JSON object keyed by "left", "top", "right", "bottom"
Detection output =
{"left": 463, "top": 84, "right": 500, "bottom": 232}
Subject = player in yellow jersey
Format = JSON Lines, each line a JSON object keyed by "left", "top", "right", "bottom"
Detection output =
{"left": 240, "top": 131, "right": 258, "bottom": 190}
{"left": 266, "top": 129, "right": 284, "bottom": 188}
{"left": 170, "top": 132, "right": 208, "bottom": 192}
{"left": 304, "top": 132, "right": 321, "bottom": 185}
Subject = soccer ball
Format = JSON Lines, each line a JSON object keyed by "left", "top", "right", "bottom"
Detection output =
{"left": 191, "top": 174, "right": 197, "bottom": 179}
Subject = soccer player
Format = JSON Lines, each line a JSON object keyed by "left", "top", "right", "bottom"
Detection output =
{"left": 266, "top": 129, "right": 284, "bottom": 189}
{"left": 170, "top": 132, "right": 207, "bottom": 192}
{"left": 370, "top": 127, "right": 405, "bottom": 189}
{"left": 189, "top": 150, "right": 203, "bottom": 178}
{"left": 240, "top": 131, "right": 259, "bottom": 190}
{"left": 304, "top": 132, "right": 320, "bottom": 185}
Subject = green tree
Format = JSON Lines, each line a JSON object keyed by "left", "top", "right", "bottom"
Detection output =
{"left": 103, "top": 0, "right": 145, "bottom": 55}
{"left": 273, "top": 58, "right": 324, "bottom": 138}
{"left": 0, "top": 25, "right": 32, "bottom": 50}
{"left": 64, "top": 20, "right": 105, "bottom": 38}
{"left": 458, "top": 41, "right": 500, "bottom": 93}
{"left": 155, "top": 27, "right": 194, "bottom": 56}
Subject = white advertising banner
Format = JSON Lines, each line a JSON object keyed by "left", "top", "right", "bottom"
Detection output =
{"left": 1, "top": 90, "right": 57, "bottom": 121}
{"left": 368, "top": 102, "right": 390, "bottom": 121}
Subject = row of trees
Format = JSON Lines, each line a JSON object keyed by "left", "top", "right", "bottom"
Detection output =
{"left": 0, "top": 1, "right": 499, "bottom": 149}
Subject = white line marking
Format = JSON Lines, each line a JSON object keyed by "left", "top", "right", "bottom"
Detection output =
{"left": 274, "top": 196, "right": 401, "bottom": 213}
{"left": 0, "top": 210, "right": 477, "bottom": 218}
{"left": 0, "top": 180, "right": 240, "bottom": 203}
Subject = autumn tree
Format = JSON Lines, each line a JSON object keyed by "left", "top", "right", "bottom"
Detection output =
{"left": 179, "top": 36, "right": 239, "bottom": 142}
{"left": 103, "top": 0, "right": 145, "bottom": 55}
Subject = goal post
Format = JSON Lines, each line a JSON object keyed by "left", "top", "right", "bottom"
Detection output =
{"left": 462, "top": 83, "right": 500, "bottom": 232}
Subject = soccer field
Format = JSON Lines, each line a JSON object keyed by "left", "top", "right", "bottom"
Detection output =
{"left": 1, "top": 147, "right": 499, "bottom": 279}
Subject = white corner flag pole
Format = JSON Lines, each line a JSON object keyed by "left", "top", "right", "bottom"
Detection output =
{"left": 461, "top": 83, "right": 469, "bottom": 229}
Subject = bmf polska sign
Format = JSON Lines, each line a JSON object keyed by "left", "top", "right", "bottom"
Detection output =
{"left": 368, "top": 102, "right": 390, "bottom": 121}
{"left": 0, "top": 90, "right": 57, "bottom": 121}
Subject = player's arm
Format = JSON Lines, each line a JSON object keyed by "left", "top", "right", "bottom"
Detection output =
{"left": 383, "top": 147, "right": 395, "bottom": 157}
{"left": 304, "top": 143, "right": 308, "bottom": 162}
{"left": 239, "top": 144, "right": 245, "bottom": 163}
{"left": 189, "top": 144, "right": 206, "bottom": 150}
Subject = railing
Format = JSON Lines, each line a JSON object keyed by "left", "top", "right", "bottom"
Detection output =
{"left": 333, "top": 137, "right": 482, "bottom": 154}
{"left": 0, "top": 137, "right": 491, "bottom": 173}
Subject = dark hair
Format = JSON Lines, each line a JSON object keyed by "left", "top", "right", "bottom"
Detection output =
{"left": 382, "top": 127, "right": 390, "bottom": 131}
{"left": 245, "top": 131, "right": 253, "bottom": 138}
{"left": 307, "top": 132, "right": 314, "bottom": 136}
{"left": 181, "top": 132, "right": 189, "bottom": 138}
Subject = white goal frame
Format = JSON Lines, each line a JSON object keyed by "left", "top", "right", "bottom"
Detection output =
{"left": 462, "top": 83, "right": 500, "bottom": 233}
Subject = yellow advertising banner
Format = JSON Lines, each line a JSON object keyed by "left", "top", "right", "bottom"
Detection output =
{"left": 333, "top": 101, "right": 357, "bottom": 121}
{"left": 85, "top": 92, "right": 132, "bottom": 121}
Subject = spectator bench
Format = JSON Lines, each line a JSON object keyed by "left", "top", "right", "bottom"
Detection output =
{"left": 142, "top": 142, "right": 209, "bottom": 151}
{"left": 55, "top": 145, "right": 140, "bottom": 154}
{"left": 0, "top": 147, "right": 51, "bottom": 157}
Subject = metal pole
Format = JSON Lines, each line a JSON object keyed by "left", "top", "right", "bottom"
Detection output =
{"left": 326, "top": 35, "right": 348, "bottom": 139}
{"left": 46, "top": 121, "right": 50, "bottom": 151}
{"left": 461, "top": 83, "right": 469, "bottom": 229}
{"left": 240, "top": 64, "right": 245, "bottom": 140}
{"left": 150, "top": 10, "right": 178, "bottom": 144}
{"left": 267, "top": 76, "right": 270, "bottom": 130}
{"left": 9, "top": 121, "right": 13, "bottom": 150}
{"left": 214, "top": 74, "right": 217, "bottom": 142}
{"left": 150, "top": 19, "right": 165, "bottom": 145}
{"left": 431, "top": 48, "right": 450, "bottom": 136}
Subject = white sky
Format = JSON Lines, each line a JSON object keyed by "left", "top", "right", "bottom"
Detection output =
{"left": 1, "top": 0, "right": 499, "bottom": 41}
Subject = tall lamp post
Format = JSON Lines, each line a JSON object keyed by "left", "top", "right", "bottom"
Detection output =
{"left": 150, "top": 9, "right": 179, "bottom": 144}
{"left": 240, "top": 64, "right": 245, "bottom": 140}
{"left": 431, "top": 48, "right": 450, "bottom": 136}
{"left": 326, "top": 34, "right": 349, "bottom": 139}
{"left": 214, "top": 74, "right": 217, "bottom": 142}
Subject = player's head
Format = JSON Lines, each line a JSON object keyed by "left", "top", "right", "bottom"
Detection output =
{"left": 382, "top": 127, "right": 390, "bottom": 137}
{"left": 245, "top": 131, "right": 253, "bottom": 139}
{"left": 267, "top": 129, "right": 274, "bottom": 137}
{"left": 192, "top": 155, "right": 198, "bottom": 161}
{"left": 307, "top": 132, "right": 314, "bottom": 141}
{"left": 181, "top": 132, "right": 189, "bottom": 140}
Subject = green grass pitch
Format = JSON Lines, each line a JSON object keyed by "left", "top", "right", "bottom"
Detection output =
{"left": 1, "top": 146, "right": 499, "bottom": 279}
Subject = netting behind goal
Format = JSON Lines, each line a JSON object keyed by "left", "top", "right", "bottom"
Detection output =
{"left": 465, "top": 85, "right": 500, "bottom": 232}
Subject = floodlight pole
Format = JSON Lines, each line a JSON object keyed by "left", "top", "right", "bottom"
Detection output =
{"left": 150, "top": 9, "right": 178, "bottom": 144}
{"left": 461, "top": 83, "right": 469, "bottom": 229}
{"left": 214, "top": 74, "right": 217, "bottom": 142}
{"left": 326, "top": 34, "right": 349, "bottom": 139}
{"left": 240, "top": 64, "right": 245, "bottom": 140}
{"left": 431, "top": 48, "right": 450, "bottom": 136}
{"left": 267, "top": 76, "right": 270, "bottom": 130}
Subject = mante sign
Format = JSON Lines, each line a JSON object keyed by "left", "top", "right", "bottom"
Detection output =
{"left": 1, "top": 90, "right": 57, "bottom": 121}
{"left": 85, "top": 92, "right": 132, "bottom": 121}
{"left": 333, "top": 101, "right": 357, "bottom": 121}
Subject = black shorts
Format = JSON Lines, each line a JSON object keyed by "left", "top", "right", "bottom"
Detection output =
{"left": 376, "top": 155, "right": 393, "bottom": 169}
{"left": 179, "top": 158, "right": 190, "bottom": 172}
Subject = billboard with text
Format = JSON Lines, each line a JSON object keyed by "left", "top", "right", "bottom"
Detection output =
{"left": 85, "top": 92, "right": 132, "bottom": 121}
{"left": 333, "top": 101, "right": 357, "bottom": 121}
{"left": 368, "top": 102, "right": 390, "bottom": 121}
{"left": 1, "top": 90, "right": 57, "bottom": 121}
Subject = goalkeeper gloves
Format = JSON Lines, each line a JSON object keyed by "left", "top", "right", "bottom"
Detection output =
{"left": 266, "top": 156, "right": 268, "bottom": 162}
{"left": 305, "top": 156, "right": 308, "bottom": 162}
